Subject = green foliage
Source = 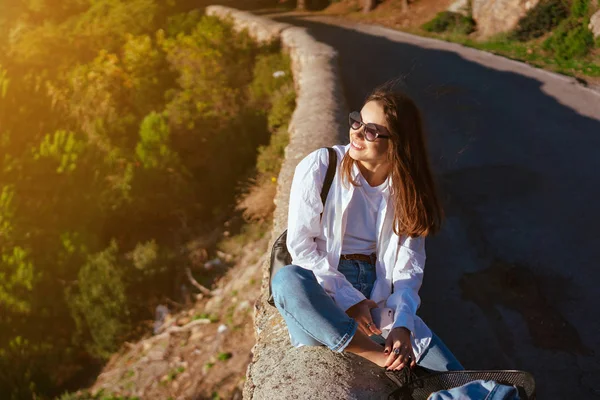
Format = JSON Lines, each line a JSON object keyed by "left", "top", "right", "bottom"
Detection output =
{"left": 68, "top": 241, "right": 130, "bottom": 359}
{"left": 217, "top": 352, "right": 232, "bottom": 361}
{"left": 136, "top": 112, "right": 177, "bottom": 169}
{"left": 32, "top": 130, "right": 84, "bottom": 174}
{"left": 0, "top": 185, "right": 15, "bottom": 240}
{"left": 130, "top": 240, "right": 166, "bottom": 277}
{"left": 194, "top": 313, "right": 219, "bottom": 322}
{"left": 162, "top": 15, "right": 258, "bottom": 125}
{"left": 0, "top": 336, "right": 52, "bottom": 400}
{"left": 570, "top": 0, "right": 590, "bottom": 17}
{"left": 0, "top": 2, "right": 294, "bottom": 398}
{"left": 251, "top": 53, "right": 294, "bottom": 176}
{"left": 165, "top": 10, "right": 203, "bottom": 37}
{"left": 0, "top": 246, "right": 37, "bottom": 314}
{"left": 511, "top": 0, "right": 569, "bottom": 41}
{"left": 421, "top": 12, "right": 476, "bottom": 35}
{"left": 543, "top": 15, "right": 595, "bottom": 59}
{"left": 256, "top": 127, "right": 290, "bottom": 177}
{"left": 71, "top": 0, "right": 160, "bottom": 51}
{"left": 6, "top": 0, "right": 162, "bottom": 71}
{"left": 267, "top": 84, "right": 296, "bottom": 131}
{"left": 249, "top": 53, "right": 293, "bottom": 105}
{"left": 121, "top": 33, "right": 174, "bottom": 116}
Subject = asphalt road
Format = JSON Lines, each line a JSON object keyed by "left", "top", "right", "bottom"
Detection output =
{"left": 271, "top": 13, "right": 600, "bottom": 399}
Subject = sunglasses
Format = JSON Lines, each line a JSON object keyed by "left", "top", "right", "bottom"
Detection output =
{"left": 348, "top": 111, "right": 390, "bottom": 142}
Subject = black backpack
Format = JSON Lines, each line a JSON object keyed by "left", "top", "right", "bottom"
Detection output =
{"left": 267, "top": 147, "right": 337, "bottom": 306}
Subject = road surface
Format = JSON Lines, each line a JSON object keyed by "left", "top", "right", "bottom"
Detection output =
{"left": 271, "top": 13, "right": 600, "bottom": 399}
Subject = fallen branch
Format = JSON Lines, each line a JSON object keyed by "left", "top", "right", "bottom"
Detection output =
{"left": 153, "top": 318, "right": 212, "bottom": 339}
{"left": 185, "top": 267, "right": 213, "bottom": 296}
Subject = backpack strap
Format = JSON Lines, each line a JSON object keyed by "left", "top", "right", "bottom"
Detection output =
{"left": 320, "top": 147, "right": 337, "bottom": 206}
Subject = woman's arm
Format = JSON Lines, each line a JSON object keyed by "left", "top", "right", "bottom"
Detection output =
{"left": 286, "top": 148, "right": 366, "bottom": 312}
{"left": 385, "top": 235, "right": 426, "bottom": 334}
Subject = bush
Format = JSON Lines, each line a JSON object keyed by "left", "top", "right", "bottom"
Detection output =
{"left": 267, "top": 83, "right": 296, "bottom": 131}
{"left": 511, "top": 0, "right": 569, "bottom": 41}
{"left": 249, "top": 53, "right": 293, "bottom": 105}
{"left": 256, "top": 126, "right": 290, "bottom": 177}
{"left": 165, "top": 10, "right": 203, "bottom": 37}
{"left": 570, "top": 0, "right": 589, "bottom": 18}
{"left": 543, "top": 16, "right": 595, "bottom": 59}
{"left": 67, "top": 241, "right": 131, "bottom": 359}
{"left": 421, "top": 12, "right": 476, "bottom": 35}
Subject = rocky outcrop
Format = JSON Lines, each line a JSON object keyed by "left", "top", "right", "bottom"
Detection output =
{"left": 447, "top": 0, "right": 470, "bottom": 16}
{"left": 590, "top": 10, "right": 600, "bottom": 38}
{"left": 206, "top": 6, "right": 398, "bottom": 400}
{"left": 472, "top": 0, "right": 541, "bottom": 37}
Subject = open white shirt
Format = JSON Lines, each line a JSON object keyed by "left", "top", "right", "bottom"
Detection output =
{"left": 286, "top": 144, "right": 432, "bottom": 360}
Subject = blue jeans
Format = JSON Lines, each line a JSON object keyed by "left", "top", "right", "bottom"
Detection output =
{"left": 428, "top": 380, "right": 520, "bottom": 400}
{"left": 271, "top": 262, "right": 464, "bottom": 371}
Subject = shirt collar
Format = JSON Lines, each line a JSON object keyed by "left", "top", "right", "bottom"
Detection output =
{"left": 343, "top": 143, "right": 394, "bottom": 195}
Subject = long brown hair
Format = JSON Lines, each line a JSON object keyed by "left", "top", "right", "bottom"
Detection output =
{"left": 341, "top": 88, "right": 443, "bottom": 237}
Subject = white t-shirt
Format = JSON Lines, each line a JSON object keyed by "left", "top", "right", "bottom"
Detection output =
{"left": 341, "top": 173, "right": 389, "bottom": 255}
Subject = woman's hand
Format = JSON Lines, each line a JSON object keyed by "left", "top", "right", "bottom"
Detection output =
{"left": 384, "top": 327, "right": 416, "bottom": 370}
{"left": 346, "top": 299, "right": 382, "bottom": 336}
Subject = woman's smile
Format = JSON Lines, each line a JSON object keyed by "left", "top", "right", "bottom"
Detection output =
{"left": 351, "top": 140, "right": 366, "bottom": 150}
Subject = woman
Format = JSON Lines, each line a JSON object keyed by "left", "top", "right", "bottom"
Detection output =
{"left": 271, "top": 87, "right": 463, "bottom": 372}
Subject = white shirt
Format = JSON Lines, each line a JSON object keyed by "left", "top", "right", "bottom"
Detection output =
{"left": 342, "top": 173, "right": 388, "bottom": 255}
{"left": 286, "top": 144, "right": 432, "bottom": 360}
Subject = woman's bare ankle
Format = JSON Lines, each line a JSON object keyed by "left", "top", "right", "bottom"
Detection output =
{"left": 344, "top": 329, "right": 388, "bottom": 367}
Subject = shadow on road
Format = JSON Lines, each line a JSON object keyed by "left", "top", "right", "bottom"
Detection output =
{"left": 273, "top": 14, "right": 600, "bottom": 398}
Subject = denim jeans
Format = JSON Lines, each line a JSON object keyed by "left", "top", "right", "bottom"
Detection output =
{"left": 271, "top": 261, "right": 464, "bottom": 371}
{"left": 428, "top": 380, "right": 520, "bottom": 400}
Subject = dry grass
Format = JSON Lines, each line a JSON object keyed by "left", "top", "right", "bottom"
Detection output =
{"left": 322, "top": 0, "right": 453, "bottom": 29}
{"left": 236, "top": 177, "right": 277, "bottom": 222}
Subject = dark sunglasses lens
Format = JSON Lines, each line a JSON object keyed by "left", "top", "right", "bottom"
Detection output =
{"left": 364, "top": 125, "right": 378, "bottom": 141}
{"left": 349, "top": 112, "right": 362, "bottom": 129}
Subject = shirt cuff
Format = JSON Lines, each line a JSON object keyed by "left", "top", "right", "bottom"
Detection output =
{"left": 392, "top": 311, "right": 415, "bottom": 334}
{"left": 333, "top": 287, "right": 367, "bottom": 312}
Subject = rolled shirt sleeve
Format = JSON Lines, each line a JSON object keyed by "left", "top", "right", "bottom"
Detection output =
{"left": 385, "top": 235, "right": 426, "bottom": 334}
{"left": 286, "top": 149, "right": 366, "bottom": 311}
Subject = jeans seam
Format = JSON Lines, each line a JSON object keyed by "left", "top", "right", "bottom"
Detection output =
{"left": 275, "top": 301, "right": 323, "bottom": 344}
{"left": 331, "top": 318, "right": 358, "bottom": 352}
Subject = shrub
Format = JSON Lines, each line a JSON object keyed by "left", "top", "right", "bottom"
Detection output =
{"left": 543, "top": 16, "right": 595, "bottom": 59}
{"left": 256, "top": 126, "right": 289, "bottom": 177}
{"left": 267, "top": 83, "right": 296, "bottom": 131}
{"left": 67, "top": 241, "right": 131, "bottom": 359}
{"left": 511, "top": 0, "right": 569, "bottom": 41}
{"left": 249, "top": 53, "right": 293, "bottom": 105}
{"left": 570, "top": 0, "right": 590, "bottom": 18}
{"left": 421, "top": 12, "right": 476, "bottom": 35}
{"left": 165, "top": 10, "right": 203, "bottom": 37}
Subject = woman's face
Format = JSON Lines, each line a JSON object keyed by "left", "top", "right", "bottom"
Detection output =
{"left": 348, "top": 100, "right": 391, "bottom": 166}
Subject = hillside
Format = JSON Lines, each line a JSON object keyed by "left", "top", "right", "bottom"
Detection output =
{"left": 85, "top": 233, "right": 268, "bottom": 400}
